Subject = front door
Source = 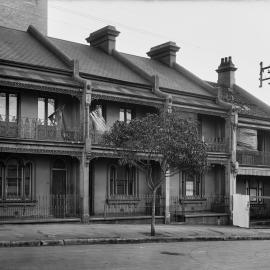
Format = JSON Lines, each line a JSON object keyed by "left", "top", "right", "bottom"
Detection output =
{"left": 51, "top": 169, "right": 66, "bottom": 217}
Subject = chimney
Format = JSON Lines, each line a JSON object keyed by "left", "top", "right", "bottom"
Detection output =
{"left": 147, "top": 41, "right": 180, "bottom": 67}
{"left": 86, "top": 25, "right": 120, "bottom": 55}
{"left": 216, "top": 56, "right": 237, "bottom": 88}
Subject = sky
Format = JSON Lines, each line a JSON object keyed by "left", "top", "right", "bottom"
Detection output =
{"left": 48, "top": 0, "right": 270, "bottom": 105}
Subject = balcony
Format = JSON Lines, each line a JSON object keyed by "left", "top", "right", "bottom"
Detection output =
{"left": 91, "top": 131, "right": 228, "bottom": 153}
{"left": 203, "top": 137, "right": 228, "bottom": 152}
{"left": 0, "top": 116, "right": 82, "bottom": 142}
{"left": 237, "top": 150, "right": 270, "bottom": 166}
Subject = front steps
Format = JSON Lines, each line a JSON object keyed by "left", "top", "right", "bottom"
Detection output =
{"left": 174, "top": 211, "right": 230, "bottom": 225}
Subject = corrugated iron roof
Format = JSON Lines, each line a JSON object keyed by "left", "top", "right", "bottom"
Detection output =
{"left": 49, "top": 37, "right": 149, "bottom": 85}
{"left": 0, "top": 26, "right": 69, "bottom": 70}
{"left": 119, "top": 52, "right": 214, "bottom": 97}
{"left": 206, "top": 81, "right": 270, "bottom": 118}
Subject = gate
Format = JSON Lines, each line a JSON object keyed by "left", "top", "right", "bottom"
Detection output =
{"left": 249, "top": 195, "right": 270, "bottom": 220}
{"left": 233, "top": 194, "right": 250, "bottom": 228}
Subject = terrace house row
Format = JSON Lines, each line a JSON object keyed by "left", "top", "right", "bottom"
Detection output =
{"left": 0, "top": 24, "right": 270, "bottom": 224}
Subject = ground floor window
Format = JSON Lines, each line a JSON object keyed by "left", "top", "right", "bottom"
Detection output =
{"left": 182, "top": 172, "right": 202, "bottom": 198}
{"left": 245, "top": 178, "right": 263, "bottom": 203}
{"left": 108, "top": 164, "right": 137, "bottom": 196}
{"left": 0, "top": 159, "right": 32, "bottom": 201}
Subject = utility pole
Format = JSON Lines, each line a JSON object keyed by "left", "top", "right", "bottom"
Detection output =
{"left": 259, "top": 62, "right": 270, "bottom": 87}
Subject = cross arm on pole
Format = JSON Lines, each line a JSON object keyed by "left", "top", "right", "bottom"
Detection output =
{"left": 259, "top": 61, "right": 270, "bottom": 87}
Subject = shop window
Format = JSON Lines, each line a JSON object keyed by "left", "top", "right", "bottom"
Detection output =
{"left": 182, "top": 172, "right": 201, "bottom": 198}
{"left": 0, "top": 93, "right": 18, "bottom": 122}
{"left": 119, "top": 108, "right": 134, "bottom": 123}
{"left": 0, "top": 160, "right": 33, "bottom": 201}
{"left": 38, "top": 97, "right": 55, "bottom": 125}
{"left": 109, "top": 165, "right": 137, "bottom": 196}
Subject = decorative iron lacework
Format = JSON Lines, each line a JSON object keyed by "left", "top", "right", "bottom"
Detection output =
{"left": 91, "top": 93, "right": 163, "bottom": 109}
{"left": 0, "top": 145, "right": 83, "bottom": 157}
{"left": 0, "top": 79, "right": 82, "bottom": 97}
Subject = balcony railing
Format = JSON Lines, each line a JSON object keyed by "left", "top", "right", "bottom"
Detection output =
{"left": 0, "top": 116, "right": 83, "bottom": 142}
{"left": 91, "top": 130, "right": 104, "bottom": 145}
{"left": 91, "top": 131, "right": 228, "bottom": 153}
{"left": 204, "top": 137, "right": 228, "bottom": 152}
{"left": 237, "top": 150, "right": 270, "bottom": 166}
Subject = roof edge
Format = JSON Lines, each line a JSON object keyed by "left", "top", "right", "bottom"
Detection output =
{"left": 233, "top": 84, "right": 270, "bottom": 114}
{"left": 173, "top": 62, "right": 216, "bottom": 96}
{"left": 27, "top": 25, "right": 73, "bottom": 69}
{"left": 112, "top": 50, "right": 153, "bottom": 84}
{"left": 0, "top": 59, "right": 73, "bottom": 76}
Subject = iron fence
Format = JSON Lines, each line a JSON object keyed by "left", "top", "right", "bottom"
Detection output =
{"left": 104, "top": 194, "right": 165, "bottom": 217}
{"left": 170, "top": 195, "right": 230, "bottom": 222}
{"left": 249, "top": 195, "right": 270, "bottom": 220}
{"left": 0, "top": 195, "right": 81, "bottom": 221}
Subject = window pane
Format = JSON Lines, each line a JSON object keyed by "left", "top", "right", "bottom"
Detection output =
{"left": 126, "top": 109, "right": 132, "bottom": 123}
{"left": 38, "top": 98, "right": 45, "bottom": 124}
{"left": 6, "top": 164, "right": 22, "bottom": 199}
{"left": 9, "top": 94, "right": 17, "bottom": 122}
{"left": 47, "top": 99, "right": 55, "bottom": 125}
{"left": 25, "top": 164, "right": 31, "bottom": 199}
{"left": 127, "top": 167, "right": 135, "bottom": 195}
{"left": 250, "top": 188, "right": 257, "bottom": 202}
{"left": 0, "top": 93, "right": 6, "bottom": 121}
{"left": 186, "top": 180, "right": 194, "bottom": 196}
{"left": 116, "top": 179, "right": 126, "bottom": 195}
{"left": 119, "top": 108, "right": 125, "bottom": 122}
{"left": 110, "top": 166, "right": 116, "bottom": 196}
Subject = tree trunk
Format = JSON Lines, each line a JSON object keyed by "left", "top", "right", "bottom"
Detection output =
{"left": 151, "top": 189, "right": 156, "bottom": 236}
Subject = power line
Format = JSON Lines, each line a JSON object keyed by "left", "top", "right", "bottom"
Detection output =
{"left": 0, "top": 2, "right": 227, "bottom": 55}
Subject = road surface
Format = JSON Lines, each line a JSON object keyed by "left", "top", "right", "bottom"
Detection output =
{"left": 1, "top": 240, "right": 270, "bottom": 270}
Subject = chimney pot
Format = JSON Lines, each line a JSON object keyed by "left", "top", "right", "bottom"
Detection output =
{"left": 216, "top": 56, "right": 237, "bottom": 88}
{"left": 147, "top": 41, "right": 180, "bottom": 67}
{"left": 86, "top": 25, "right": 120, "bottom": 55}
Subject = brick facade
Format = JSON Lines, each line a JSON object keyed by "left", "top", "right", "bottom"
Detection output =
{"left": 0, "top": 0, "right": 47, "bottom": 34}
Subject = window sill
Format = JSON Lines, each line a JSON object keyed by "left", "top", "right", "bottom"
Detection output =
{"left": 0, "top": 200, "right": 37, "bottom": 207}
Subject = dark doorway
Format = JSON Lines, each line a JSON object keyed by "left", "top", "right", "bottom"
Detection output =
{"left": 89, "top": 160, "right": 94, "bottom": 215}
{"left": 51, "top": 160, "right": 67, "bottom": 217}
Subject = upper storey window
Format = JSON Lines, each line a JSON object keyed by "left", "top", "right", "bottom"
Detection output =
{"left": 38, "top": 98, "right": 55, "bottom": 125}
{"left": 119, "top": 108, "right": 133, "bottom": 123}
{"left": 0, "top": 93, "right": 18, "bottom": 122}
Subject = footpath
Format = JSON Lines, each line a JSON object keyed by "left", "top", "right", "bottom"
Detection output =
{"left": 0, "top": 223, "right": 270, "bottom": 248}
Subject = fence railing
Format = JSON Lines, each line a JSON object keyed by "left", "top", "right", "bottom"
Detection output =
{"left": 0, "top": 195, "right": 81, "bottom": 221}
{"left": 104, "top": 195, "right": 165, "bottom": 217}
{"left": 103, "top": 194, "right": 230, "bottom": 220}
{"left": 91, "top": 130, "right": 104, "bottom": 145}
{"left": 204, "top": 137, "right": 228, "bottom": 152}
{"left": 170, "top": 195, "right": 230, "bottom": 222}
{"left": 0, "top": 116, "right": 82, "bottom": 142}
{"left": 237, "top": 150, "right": 270, "bottom": 166}
{"left": 249, "top": 195, "right": 270, "bottom": 219}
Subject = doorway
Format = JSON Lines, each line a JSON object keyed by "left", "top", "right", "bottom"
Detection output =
{"left": 51, "top": 159, "right": 67, "bottom": 217}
